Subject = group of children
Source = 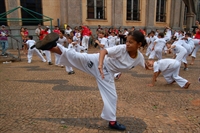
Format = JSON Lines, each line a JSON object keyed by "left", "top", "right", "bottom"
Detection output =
{"left": 26, "top": 23, "right": 200, "bottom": 130}
{"left": 19, "top": 22, "right": 200, "bottom": 131}
{"left": 144, "top": 25, "right": 200, "bottom": 88}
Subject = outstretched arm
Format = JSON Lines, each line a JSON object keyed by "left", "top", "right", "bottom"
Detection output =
{"left": 98, "top": 49, "right": 108, "bottom": 79}
{"left": 95, "top": 40, "right": 105, "bottom": 49}
{"left": 148, "top": 71, "right": 160, "bottom": 87}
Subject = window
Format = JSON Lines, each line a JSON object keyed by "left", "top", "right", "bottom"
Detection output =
{"left": 0, "top": 0, "right": 7, "bottom": 26}
{"left": 20, "top": 0, "right": 42, "bottom": 25}
{"left": 87, "top": 0, "right": 105, "bottom": 19}
{"left": 127, "top": 0, "right": 140, "bottom": 21}
{"left": 156, "top": 0, "right": 166, "bottom": 22}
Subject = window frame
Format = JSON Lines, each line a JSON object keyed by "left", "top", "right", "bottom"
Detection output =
{"left": 20, "top": 0, "right": 43, "bottom": 25}
{"left": 87, "top": 0, "right": 106, "bottom": 20}
{"left": 126, "top": 0, "right": 141, "bottom": 21}
{"left": 156, "top": 0, "right": 166, "bottom": 22}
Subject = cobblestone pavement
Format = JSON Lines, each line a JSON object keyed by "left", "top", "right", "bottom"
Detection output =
{"left": 0, "top": 47, "right": 200, "bottom": 133}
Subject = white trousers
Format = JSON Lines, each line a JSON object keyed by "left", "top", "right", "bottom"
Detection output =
{"left": 27, "top": 48, "right": 46, "bottom": 63}
{"left": 191, "top": 39, "right": 200, "bottom": 58}
{"left": 58, "top": 44, "right": 117, "bottom": 121}
{"left": 65, "top": 66, "right": 73, "bottom": 72}
{"left": 44, "top": 50, "right": 51, "bottom": 62}
{"left": 148, "top": 49, "right": 163, "bottom": 60}
{"left": 175, "top": 48, "right": 187, "bottom": 62}
{"left": 55, "top": 53, "right": 61, "bottom": 65}
{"left": 146, "top": 43, "right": 154, "bottom": 56}
{"left": 75, "top": 44, "right": 85, "bottom": 52}
{"left": 82, "top": 35, "right": 89, "bottom": 52}
{"left": 162, "top": 61, "right": 188, "bottom": 87}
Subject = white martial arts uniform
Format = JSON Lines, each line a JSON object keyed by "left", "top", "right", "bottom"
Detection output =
{"left": 153, "top": 59, "right": 188, "bottom": 87}
{"left": 65, "top": 43, "right": 75, "bottom": 73}
{"left": 99, "top": 37, "right": 109, "bottom": 50}
{"left": 44, "top": 50, "right": 52, "bottom": 63}
{"left": 26, "top": 40, "right": 46, "bottom": 63}
{"left": 174, "top": 40, "right": 191, "bottom": 64}
{"left": 57, "top": 44, "right": 145, "bottom": 121}
{"left": 164, "top": 29, "right": 172, "bottom": 41}
{"left": 148, "top": 38, "right": 166, "bottom": 60}
{"left": 107, "top": 35, "right": 117, "bottom": 47}
{"left": 74, "top": 32, "right": 84, "bottom": 52}
{"left": 55, "top": 36, "right": 67, "bottom": 65}
{"left": 191, "top": 38, "right": 200, "bottom": 58}
{"left": 146, "top": 36, "right": 157, "bottom": 56}
{"left": 163, "top": 29, "right": 172, "bottom": 53}
{"left": 171, "top": 43, "right": 187, "bottom": 62}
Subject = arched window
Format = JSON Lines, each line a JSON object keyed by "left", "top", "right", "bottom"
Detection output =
{"left": 87, "top": 0, "right": 105, "bottom": 19}
{"left": 127, "top": 0, "right": 140, "bottom": 21}
{"left": 156, "top": 0, "right": 166, "bottom": 22}
{"left": 20, "top": 0, "right": 42, "bottom": 25}
{"left": 0, "top": 0, "right": 7, "bottom": 26}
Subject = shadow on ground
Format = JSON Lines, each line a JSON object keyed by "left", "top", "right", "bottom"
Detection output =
{"left": 34, "top": 117, "right": 147, "bottom": 132}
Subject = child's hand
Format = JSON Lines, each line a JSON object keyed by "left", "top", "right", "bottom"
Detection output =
{"left": 98, "top": 65, "right": 104, "bottom": 79}
{"left": 147, "top": 84, "right": 154, "bottom": 87}
{"left": 95, "top": 40, "right": 99, "bottom": 44}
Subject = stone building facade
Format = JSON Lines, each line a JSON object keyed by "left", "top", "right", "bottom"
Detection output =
{"left": 0, "top": 0, "right": 199, "bottom": 48}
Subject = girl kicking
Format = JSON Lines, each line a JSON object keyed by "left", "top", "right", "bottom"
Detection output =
{"left": 34, "top": 31, "right": 147, "bottom": 131}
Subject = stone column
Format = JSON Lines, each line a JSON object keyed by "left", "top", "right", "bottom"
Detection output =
{"left": 145, "top": 0, "right": 156, "bottom": 33}
{"left": 112, "top": 0, "right": 123, "bottom": 27}
{"left": 170, "top": 0, "right": 182, "bottom": 30}
{"left": 60, "top": 0, "right": 68, "bottom": 28}
{"left": 186, "top": 13, "right": 195, "bottom": 31}
{"left": 67, "top": 0, "right": 82, "bottom": 28}
{"left": 6, "top": 0, "right": 20, "bottom": 26}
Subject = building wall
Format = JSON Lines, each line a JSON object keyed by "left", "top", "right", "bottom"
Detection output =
{"left": 42, "top": 0, "right": 61, "bottom": 26}
{"left": 1, "top": 0, "right": 199, "bottom": 49}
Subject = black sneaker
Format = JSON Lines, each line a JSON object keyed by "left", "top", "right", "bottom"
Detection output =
{"left": 48, "top": 62, "right": 53, "bottom": 65}
{"left": 108, "top": 121, "right": 126, "bottom": 131}
{"left": 36, "top": 32, "right": 59, "bottom": 50}
{"left": 71, "top": 71, "right": 75, "bottom": 74}
{"left": 68, "top": 71, "right": 73, "bottom": 75}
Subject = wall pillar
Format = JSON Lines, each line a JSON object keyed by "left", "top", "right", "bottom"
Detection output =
{"left": 145, "top": 0, "right": 156, "bottom": 33}
{"left": 6, "top": 0, "right": 20, "bottom": 26}
{"left": 186, "top": 13, "right": 195, "bottom": 31}
{"left": 60, "top": 0, "right": 68, "bottom": 28}
{"left": 66, "top": 0, "right": 82, "bottom": 28}
{"left": 112, "top": 0, "right": 123, "bottom": 27}
{"left": 170, "top": 0, "right": 182, "bottom": 30}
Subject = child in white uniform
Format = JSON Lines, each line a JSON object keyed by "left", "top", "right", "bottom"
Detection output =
{"left": 148, "top": 33, "right": 166, "bottom": 60}
{"left": 95, "top": 30, "right": 109, "bottom": 50}
{"left": 26, "top": 36, "right": 46, "bottom": 63}
{"left": 107, "top": 31, "right": 117, "bottom": 47}
{"left": 55, "top": 30, "right": 67, "bottom": 67}
{"left": 65, "top": 36, "right": 75, "bottom": 75}
{"left": 146, "top": 31, "right": 157, "bottom": 56}
{"left": 173, "top": 39, "right": 191, "bottom": 70}
{"left": 146, "top": 59, "right": 190, "bottom": 88}
{"left": 35, "top": 31, "right": 147, "bottom": 131}
{"left": 186, "top": 31, "right": 200, "bottom": 65}
{"left": 166, "top": 41, "right": 187, "bottom": 62}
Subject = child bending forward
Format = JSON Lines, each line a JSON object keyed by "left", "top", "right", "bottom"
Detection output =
{"left": 146, "top": 59, "right": 190, "bottom": 89}
{"left": 34, "top": 31, "right": 147, "bottom": 131}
